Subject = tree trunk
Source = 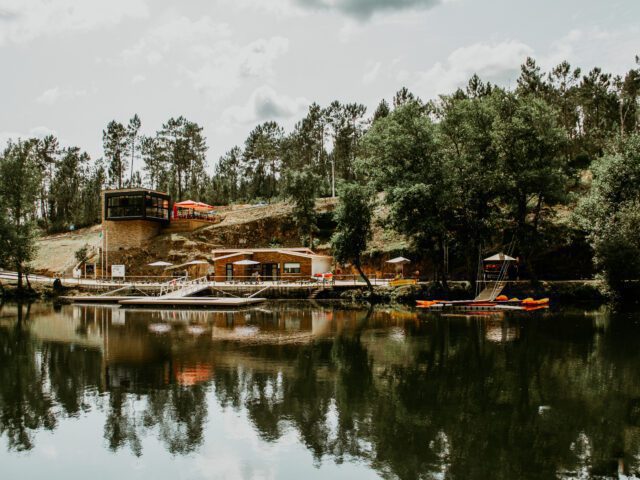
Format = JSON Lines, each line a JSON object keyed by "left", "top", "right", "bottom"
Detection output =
{"left": 354, "top": 258, "right": 373, "bottom": 295}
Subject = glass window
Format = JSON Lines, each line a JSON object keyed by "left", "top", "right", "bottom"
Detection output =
{"left": 106, "top": 192, "right": 169, "bottom": 221}
{"left": 283, "top": 262, "right": 301, "bottom": 274}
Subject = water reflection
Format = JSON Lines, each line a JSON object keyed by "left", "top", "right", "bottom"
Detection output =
{"left": 1, "top": 302, "right": 640, "bottom": 479}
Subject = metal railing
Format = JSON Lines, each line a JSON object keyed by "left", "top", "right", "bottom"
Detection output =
{"left": 159, "top": 276, "right": 209, "bottom": 297}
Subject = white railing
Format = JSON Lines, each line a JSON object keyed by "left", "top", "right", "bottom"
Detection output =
{"left": 158, "top": 276, "right": 209, "bottom": 298}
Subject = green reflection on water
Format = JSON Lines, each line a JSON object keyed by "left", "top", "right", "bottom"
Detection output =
{"left": 0, "top": 302, "right": 639, "bottom": 479}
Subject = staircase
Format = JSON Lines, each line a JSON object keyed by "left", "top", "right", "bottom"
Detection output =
{"left": 474, "top": 281, "right": 506, "bottom": 302}
{"left": 158, "top": 276, "right": 210, "bottom": 298}
{"left": 308, "top": 284, "right": 333, "bottom": 299}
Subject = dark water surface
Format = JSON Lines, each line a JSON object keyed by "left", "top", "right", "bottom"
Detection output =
{"left": 1, "top": 302, "right": 640, "bottom": 479}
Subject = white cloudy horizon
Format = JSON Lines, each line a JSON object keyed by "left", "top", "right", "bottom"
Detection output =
{"left": 0, "top": 0, "right": 638, "bottom": 171}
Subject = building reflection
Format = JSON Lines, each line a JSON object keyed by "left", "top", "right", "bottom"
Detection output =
{"left": 4, "top": 302, "right": 640, "bottom": 479}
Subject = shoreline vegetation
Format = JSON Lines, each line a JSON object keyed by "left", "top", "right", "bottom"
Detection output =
{"left": 1, "top": 56, "right": 640, "bottom": 303}
{"left": 0, "top": 278, "right": 626, "bottom": 309}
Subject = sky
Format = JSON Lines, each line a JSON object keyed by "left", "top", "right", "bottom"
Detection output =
{"left": 0, "top": 0, "right": 638, "bottom": 171}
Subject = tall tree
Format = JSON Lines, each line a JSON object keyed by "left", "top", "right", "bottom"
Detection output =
{"left": 284, "top": 166, "right": 320, "bottom": 247}
{"left": 326, "top": 101, "right": 367, "bottom": 184}
{"left": 359, "top": 100, "right": 453, "bottom": 285}
{"left": 50, "top": 147, "right": 90, "bottom": 229}
{"left": 242, "top": 121, "right": 283, "bottom": 200}
{"left": 103, "top": 121, "right": 128, "bottom": 189}
{"left": 34, "top": 135, "right": 59, "bottom": 227}
{"left": 492, "top": 91, "right": 568, "bottom": 277}
{"left": 126, "top": 114, "right": 142, "bottom": 185}
{"left": 156, "top": 116, "right": 208, "bottom": 201}
{"left": 211, "top": 147, "right": 242, "bottom": 204}
{"left": 0, "top": 140, "right": 42, "bottom": 288}
{"left": 576, "top": 133, "right": 640, "bottom": 293}
{"left": 332, "top": 182, "right": 374, "bottom": 293}
{"left": 437, "top": 86, "right": 503, "bottom": 283}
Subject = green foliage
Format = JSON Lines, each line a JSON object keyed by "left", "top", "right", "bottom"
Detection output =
{"left": 576, "top": 134, "right": 640, "bottom": 291}
{"left": 284, "top": 166, "right": 320, "bottom": 246}
{"left": 0, "top": 140, "right": 42, "bottom": 288}
{"left": 359, "top": 100, "right": 455, "bottom": 283}
{"left": 331, "top": 182, "right": 374, "bottom": 290}
{"left": 74, "top": 244, "right": 89, "bottom": 264}
{"left": 103, "top": 120, "right": 128, "bottom": 189}
{"left": 155, "top": 116, "right": 208, "bottom": 201}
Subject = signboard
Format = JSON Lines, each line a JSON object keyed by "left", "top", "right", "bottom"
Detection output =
{"left": 111, "top": 265, "right": 125, "bottom": 278}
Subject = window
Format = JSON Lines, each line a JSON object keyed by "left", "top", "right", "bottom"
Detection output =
{"left": 105, "top": 191, "right": 170, "bottom": 222}
{"left": 106, "top": 194, "right": 144, "bottom": 218}
{"left": 283, "top": 262, "right": 301, "bottom": 274}
{"left": 145, "top": 195, "right": 169, "bottom": 220}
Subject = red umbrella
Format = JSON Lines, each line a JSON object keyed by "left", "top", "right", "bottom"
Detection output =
{"left": 174, "top": 200, "right": 215, "bottom": 211}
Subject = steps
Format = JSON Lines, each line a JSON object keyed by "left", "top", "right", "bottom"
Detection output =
{"left": 158, "top": 276, "right": 210, "bottom": 298}
{"left": 474, "top": 281, "right": 506, "bottom": 301}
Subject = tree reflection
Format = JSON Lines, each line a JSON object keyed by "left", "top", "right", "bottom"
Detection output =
{"left": 3, "top": 304, "right": 640, "bottom": 479}
{"left": 0, "top": 304, "right": 56, "bottom": 451}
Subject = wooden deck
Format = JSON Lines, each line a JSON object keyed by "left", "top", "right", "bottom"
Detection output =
{"left": 60, "top": 295, "right": 144, "bottom": 304}
{"left": 61, "top": 295, "right": 266, "bottom": 308}
{"left": 118, "top": 297, "right": 266, "bottom": 308}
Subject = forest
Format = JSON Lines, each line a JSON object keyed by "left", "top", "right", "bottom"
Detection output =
{"left": 0, "top": 56, "right": 639, "bottom": 292}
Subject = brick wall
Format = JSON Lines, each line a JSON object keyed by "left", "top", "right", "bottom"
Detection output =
{"left": 102, "top": 220, "right": 162, "bottom": 252}
{"left": 101, "top": 190, "right": 163, "bottom": 252}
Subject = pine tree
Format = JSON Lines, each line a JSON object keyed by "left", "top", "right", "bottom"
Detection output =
{"left": 103, "top": 121, "right": 128, "bottom": 188}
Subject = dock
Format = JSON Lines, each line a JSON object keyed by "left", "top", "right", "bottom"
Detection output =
{"left": 61, "top": 276, "right": 266, "bottom": 309}
{"left": 118, "top": 297, "right": 265, "bottom": 307}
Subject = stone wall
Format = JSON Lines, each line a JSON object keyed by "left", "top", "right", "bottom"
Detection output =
{"left": 102, "top": 220, "right": 162, "bottom": 252}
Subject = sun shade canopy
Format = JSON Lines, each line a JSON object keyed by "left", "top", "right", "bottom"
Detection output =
{"left": 233, "top": 259, "right": 260, "bottom": 265}
{"left": 185, "top": 260, "right": 208, "bottom": 265}
{"left": 148, "top": 261, "right": 173, "bottom": 267}
{"left": 174, "top": 200, "right": 215, "bottom": 211}
{"left": 484, "top": 253, "right": 517, "bottom": 262}
{"left": 386, "top": 256, "right": 411, "bottom": 264}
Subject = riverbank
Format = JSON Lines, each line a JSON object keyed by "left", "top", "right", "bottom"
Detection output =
{"left": 337, "top": 280, "right": 616, "bottom": 308}
{"left": 2, "top": 275, "right": 634, "bottom": 309}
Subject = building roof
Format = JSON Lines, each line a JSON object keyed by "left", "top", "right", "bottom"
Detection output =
{"left": 212, "top": 252, "right": 251, "bottom": 262}
{"left": 102, "top": 188, "right": 169, "bottom": 196}
{"left": 212, "top": 247, "right": 314, "bottom": 254}
{"left": 211, "top": 247, "right": 332, "bottom": 261}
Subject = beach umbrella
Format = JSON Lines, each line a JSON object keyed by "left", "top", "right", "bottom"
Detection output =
{"left": 386, "top": 256, "right": 411, "bottom": 264}
{"left": 186, "top": 260, "right": 208, "bottom": 265}
{"left": 174, "top": 200, "right": 215, "bottom": 211}
{"left": 386, "top": 256, "right": 411, "bottom": 276}
{"left": 484, "top": 253, "right": 516, "bottom": 262}
{"left": 148, "top": 261, "right": 173, "bottom": 267}
{"left": 233, "top": 259, "right": 260, "bottom": 265}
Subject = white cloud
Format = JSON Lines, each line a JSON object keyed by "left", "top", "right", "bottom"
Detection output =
{"left": 414, "top": 40, "right": 534, "bottom": 98}
{"left": 185, "top": 36, "right": 290, "bottom": 102}
{"left": 222, "top": 86, "right": 309, "bottom": 124}
{"left": 120, "top": 16, "right": 232, "bottom": 65}
{"left": 120, "top": 16, "right": 289, "bottom": 102}
{"left": 35, "top": 86, "right": 95, "bottom": 105}
{"left": 131, "top": 74, "right": 146, "bottom": 85}
{"left": 540, "top": 26, "right": 640, "bottom": 73}
{"left": 215, "top": 0, "right": 443, "bottom": 20}
{"left": 362, "top": 61, "right": 382, "bottom": 85}
{"left": 0, "top": 126, "right": 57, "bottom": 148}
{"left": 0, "top": 0, "right": 148, "bottom": 45}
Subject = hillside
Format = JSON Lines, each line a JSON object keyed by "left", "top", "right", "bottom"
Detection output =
{"left": 32, "top": 197, "right": 409, "bottom": 277}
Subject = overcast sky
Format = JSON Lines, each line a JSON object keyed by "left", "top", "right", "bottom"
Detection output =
{"left": 1, "top": 0, "right": 638, "bottom": 170}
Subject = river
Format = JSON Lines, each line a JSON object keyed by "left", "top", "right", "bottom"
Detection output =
{"left": 0, "top": 301, "right": 639, "bottom": 479}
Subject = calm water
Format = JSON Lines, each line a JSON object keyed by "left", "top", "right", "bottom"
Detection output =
{"left": 1, "top": 302, "right": 640, "bottom": 479}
